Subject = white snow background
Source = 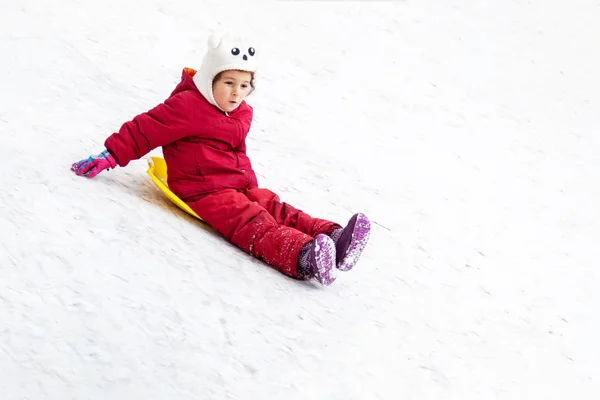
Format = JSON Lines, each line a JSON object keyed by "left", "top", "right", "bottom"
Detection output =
{"left": 1, "top": 0, "right": 600, "bottom": 399}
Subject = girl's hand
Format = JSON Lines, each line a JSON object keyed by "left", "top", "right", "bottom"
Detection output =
{"left": 71, "top": 150, "right": 117, "bottom": 178}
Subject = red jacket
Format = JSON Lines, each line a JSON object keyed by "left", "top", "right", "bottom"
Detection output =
{"left": 105, "top": 68, "right": 258, "bottom": 201}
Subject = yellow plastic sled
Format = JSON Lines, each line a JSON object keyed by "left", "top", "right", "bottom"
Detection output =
{"left": 146, "top": 156, "right": 203, "bottom": 221}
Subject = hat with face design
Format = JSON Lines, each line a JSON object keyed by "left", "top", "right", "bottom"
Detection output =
{"left": 193, "top": 32, "right": 258, "bottom": 111}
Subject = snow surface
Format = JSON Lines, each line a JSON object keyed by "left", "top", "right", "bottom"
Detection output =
{"left": 2, "top": 0, "right": 600, "bottom": 398}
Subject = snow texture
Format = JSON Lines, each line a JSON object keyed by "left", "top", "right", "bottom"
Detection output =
{"left": 2, "top": 0, "right": 600, "bottom": 399}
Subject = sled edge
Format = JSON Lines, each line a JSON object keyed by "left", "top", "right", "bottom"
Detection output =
{"left": 146, "top": 156, "right": 203, "bottom": 221}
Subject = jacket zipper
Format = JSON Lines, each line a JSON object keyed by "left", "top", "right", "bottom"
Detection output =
{"left": 226, "top": 112, "right": 244, "bottom": 177}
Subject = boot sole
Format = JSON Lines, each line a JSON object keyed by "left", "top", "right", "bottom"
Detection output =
{"left": 338, "top": 213, "right": 371, "bottom": 271}
{"left": 312, "top": 234, "right": 337, "bottom": 286}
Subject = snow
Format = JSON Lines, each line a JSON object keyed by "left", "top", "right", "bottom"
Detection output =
{"left": 2, "top": 0, "right": 600, "bottom": 398}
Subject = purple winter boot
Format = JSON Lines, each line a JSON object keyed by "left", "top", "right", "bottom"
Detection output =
{"left": 331, "top": 213, "right": 371, "bottom": 271}
{"left": 297, "top": 234, "right": 337, "bottom": 286}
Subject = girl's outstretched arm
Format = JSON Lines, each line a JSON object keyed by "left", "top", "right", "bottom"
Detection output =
{"left": 71, "top": 92, "right": 194, "bottom": 179}
{"left": 104, "top": 92, "right": 194, "bottom": 167}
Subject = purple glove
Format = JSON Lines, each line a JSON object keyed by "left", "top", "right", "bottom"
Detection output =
{"left": 71, "top": 150, "right": 117, "bottom": 178}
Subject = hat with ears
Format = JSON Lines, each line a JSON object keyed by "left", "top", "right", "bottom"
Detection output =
{"left": 193, "top": 32, "right": 258, "bottom": 111}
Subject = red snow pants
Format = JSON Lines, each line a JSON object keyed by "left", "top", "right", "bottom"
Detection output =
{"left": 186, "top": 188, "right": 341, "bottom": 278}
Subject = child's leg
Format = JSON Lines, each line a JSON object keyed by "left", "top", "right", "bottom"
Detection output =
{"left": 187, "top": 189, "right": 314, "bottom": 278}
{"left": 245, "top": 188, "right": 371, "bottom": 273}
{"left": 244, "top": 187, "right": 342, "bottom": 237}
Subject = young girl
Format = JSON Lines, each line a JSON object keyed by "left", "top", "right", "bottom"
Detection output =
{"left": 71, "top": 33, "right": 371, "bottom": 286}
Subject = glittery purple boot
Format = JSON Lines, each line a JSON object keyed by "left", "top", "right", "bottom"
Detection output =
{"left": 331, "top": 213, "right": 371, "bottom": 271}
{"left": 299, "top": 234, "right": 337, "bottom": 286}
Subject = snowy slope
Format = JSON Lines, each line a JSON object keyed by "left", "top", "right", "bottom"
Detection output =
{"left": 1, "top": 0, "right": 600, "bottom": 398}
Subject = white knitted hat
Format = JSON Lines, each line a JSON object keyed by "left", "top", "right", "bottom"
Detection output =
{"left": 193, "top": 32, "right": 258, "bottom": 111}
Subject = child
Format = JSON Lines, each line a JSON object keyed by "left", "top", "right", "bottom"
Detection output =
{"left": 71, "top": 33, "right": 371, "bottom": 286}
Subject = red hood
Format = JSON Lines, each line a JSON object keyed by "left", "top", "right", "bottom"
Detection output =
{"left": 169, "top": 68, "right": 201, "bottom": 95}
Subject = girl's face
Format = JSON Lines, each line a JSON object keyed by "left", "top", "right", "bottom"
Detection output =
{"left": 212, "top": 70, "right": 253, "bottom": 112}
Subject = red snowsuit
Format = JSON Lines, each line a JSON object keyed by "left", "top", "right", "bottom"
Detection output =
{"left": 104, "top": 68, "right": 340, "bottom": 277}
